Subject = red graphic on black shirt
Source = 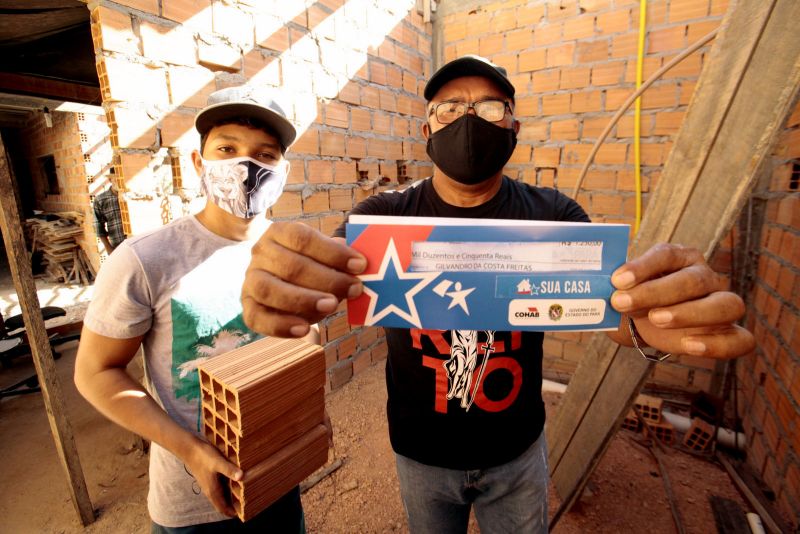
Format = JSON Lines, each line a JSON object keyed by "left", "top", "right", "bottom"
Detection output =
{"left": 414, "top": 329, "right": 522, "bottom": 414}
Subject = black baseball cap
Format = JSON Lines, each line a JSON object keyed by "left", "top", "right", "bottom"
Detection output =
{"left": 424, "top": 55, "right": 515, "bottom": 101}
{"left": 195, "top": 85, "right": 297, "bottom": 149}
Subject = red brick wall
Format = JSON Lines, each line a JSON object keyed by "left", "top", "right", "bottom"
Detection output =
{"left": 737, "top": 101, "right": 800, "bottom": 522}
{"left": 91, "top": 0, "right": 432, "bottom": 391}
{"left": 438, "top": 0, "right": 728, "bottom": 391}
{"left": 438, "top": 0, "right": 799, "bottom": 523}
{"left": 20, "top": 109, "right": 113, "bottom": 269}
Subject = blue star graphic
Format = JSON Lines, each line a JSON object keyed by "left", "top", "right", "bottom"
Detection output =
{"left": 360, "top": 239, "right": 439, "bottom": 328}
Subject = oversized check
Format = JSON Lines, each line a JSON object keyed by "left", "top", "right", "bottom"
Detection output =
{"left": 345, "top": 215, "right": 630, "bottom": 331}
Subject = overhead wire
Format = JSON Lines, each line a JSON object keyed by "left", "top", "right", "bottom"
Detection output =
{"left": 570, "top": 28, "right": 720, "bottom": 202}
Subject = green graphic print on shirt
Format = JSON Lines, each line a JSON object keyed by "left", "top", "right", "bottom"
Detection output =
{"left": 169, "top": 287, "right": 260, "bottom": 411}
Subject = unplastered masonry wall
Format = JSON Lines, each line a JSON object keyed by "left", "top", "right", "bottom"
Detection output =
{"left": 21, "top": 109, "right": 114, "bottom": 270}
{"left": 89, "top": 0, "right": 432, "bottom": 390}
{"left": 438, "top": 0, "right": 799, "bottom": 524}
{"left": 737, "top": 101, "right": 800, "bottom": 523}
{"left": 437, "top": 0, "right": 729, "bottom": 392}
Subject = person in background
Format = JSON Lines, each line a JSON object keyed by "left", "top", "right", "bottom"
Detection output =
{"left": 93, "top": 182, "right": 125, "bottom": 254}
{"left": 75, "top": 85, "right": 309, "bottom": 532}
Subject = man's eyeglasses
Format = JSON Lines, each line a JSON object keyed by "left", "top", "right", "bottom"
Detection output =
{"left": 429, "top": 99, "right": 512, "bottom": 124}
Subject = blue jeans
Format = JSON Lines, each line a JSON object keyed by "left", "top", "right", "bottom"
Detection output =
{"left": 151, "top": 486, "right": 305, "bottom": 533}
{"left": 395, "top": 433, "right": 548, "bottom": 534}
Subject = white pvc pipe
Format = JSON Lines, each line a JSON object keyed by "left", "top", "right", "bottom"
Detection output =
{"left": 662, "top": 410, "right": 745, "bottom": 451}
{"left": 542, "top": 379, "right": 567, "bottom": 394}
{"left": 746, "top": 512, "right": 766, "bottom": 534}
{"left": 542, "top": 380, "right": 746, "bottom": 451}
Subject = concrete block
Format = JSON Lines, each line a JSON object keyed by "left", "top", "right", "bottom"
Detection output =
{"left": 212, "top": 2, "right": 254, "bottom": 47}
{"left": 168, "top": 66, "right": 216, "bottom": 108}
{"left": 90, "top": 6, "right": 138, "bottom": 55}
{"left": 113, "top": 0, "right": 159, "bottom": 14}
{"left": 140, "top": 21, "right": 197, "bottom": 66}
{"left": 198, "top": 39, "right": 241, "bottom": 72}
{"left": 162, "top": 0, "right": 213, "bottom": 31}
{"left": 99, "top": 57, "right": 169, "bottom": 106}
{"left": 160, "top": 110, "right": 197, "bottom": 148}
{"left": 107, "top": 105, "right": 158, "bottom": 149}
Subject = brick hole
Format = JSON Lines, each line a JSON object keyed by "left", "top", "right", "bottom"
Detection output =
{"left": 790, "top": 160, "right": 799, "bottom": 190}
{"left": 397, "top": 160, "right": 408, "bottom": 183}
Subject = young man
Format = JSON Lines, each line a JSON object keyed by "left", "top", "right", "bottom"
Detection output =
{"left": 240, "top": 56, "right": 755, "bottom": 533}
{"left": 75, "top": 86, "right": 306, "bottom": 532}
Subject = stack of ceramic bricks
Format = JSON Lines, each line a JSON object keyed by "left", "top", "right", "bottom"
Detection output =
{"left": 621, "top": 393, "right": 676, "bottom": 445}
{"left": 198, "top": 336, "right": 328, "bottom": 522}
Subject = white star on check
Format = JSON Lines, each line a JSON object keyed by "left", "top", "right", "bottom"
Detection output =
{"left": 360, "top": 238, "right": 440, "bottom": 328}
{"left": 432, "top": 280, "right": 477, "bottom": 315}
{"left": 445, "top": 282, "right": 476, "bottom": 315}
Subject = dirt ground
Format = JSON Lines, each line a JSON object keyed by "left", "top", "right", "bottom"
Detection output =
{"left": 0, "top": 342, "right": 750, "bottom": 534}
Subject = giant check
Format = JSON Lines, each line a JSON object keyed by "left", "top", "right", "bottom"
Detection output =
{"left": 345, "top": 215, "right": 630, "bottom": 331}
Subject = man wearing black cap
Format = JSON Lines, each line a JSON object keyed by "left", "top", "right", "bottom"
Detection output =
{"left": 241, "top": 56, "right": 753, "bottom": 532}
{"left": 75, "top": 86, "right": 310, "bottom": 531}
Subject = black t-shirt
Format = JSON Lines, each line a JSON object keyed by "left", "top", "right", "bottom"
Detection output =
{"left": 333, "top": 176, "right": 589, "bottom": 470}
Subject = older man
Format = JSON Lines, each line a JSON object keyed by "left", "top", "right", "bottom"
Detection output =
{"left": 241, "top": 56, "right": 753, "bottom": 533}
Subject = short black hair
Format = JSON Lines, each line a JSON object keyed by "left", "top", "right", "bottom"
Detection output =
{"left": 199, "top": 116, "right": 285, "bottom": 155}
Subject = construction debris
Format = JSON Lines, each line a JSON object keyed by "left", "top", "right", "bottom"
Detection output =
{"left": 622, "top": 393, "right": 676, "bottom": 446}
{"left": 26, "top": 212, "right": 95, "bottom": 284}
{"left": 683, "top": 417, "right": 716, "bottom": 452}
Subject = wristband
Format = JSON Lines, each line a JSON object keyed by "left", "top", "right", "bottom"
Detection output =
{"left": 627, "top": 316, "right": 672, "bottom": 362}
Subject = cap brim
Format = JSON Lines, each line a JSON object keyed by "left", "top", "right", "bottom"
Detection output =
{"left": 424, "top": 57, "right": 515, "bottom": 101}
{"left": 195, "top": 102, "right": 297, "bottom": 149}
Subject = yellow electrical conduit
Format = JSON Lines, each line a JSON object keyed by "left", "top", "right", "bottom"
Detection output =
{"left": 570, "top": 27, "right": 720, "bottom": 225}
{"left": 634, "top": 0, "right": 647, "bottom": 234}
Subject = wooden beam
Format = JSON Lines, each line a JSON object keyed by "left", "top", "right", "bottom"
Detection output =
{"left": 0, "top": 136, "right": 94, "bottom": 525}
{"left": 0, "top": 73, "right": 101, "bottom": 105}
{"left": 547, "top": 0, "right": 800, "bottom": 520}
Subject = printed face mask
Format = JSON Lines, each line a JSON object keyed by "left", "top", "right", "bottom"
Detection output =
{"left": 426, "top": 114, "right": 517, "bottom": 185}
{"left": 199, "top": 156, "right": 287, "bottom": 218}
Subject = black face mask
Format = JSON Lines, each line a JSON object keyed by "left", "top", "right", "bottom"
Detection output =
{"left": 426, "top": 114, "right": 517, "bottom": 185}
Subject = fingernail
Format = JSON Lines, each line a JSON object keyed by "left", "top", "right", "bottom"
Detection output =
{"left": 347, "top": 257, "right": 367, "bottom": 274}
{"left": 611, "top": 292, "right": 632, "bottom": 310}
{"left": 650, "top": 310, "right": 672, "bottom": 325}
{"left": 348, "top": 283, "right": 363, "bottom": 299}
{"left": 612, "top": 270, "right": 635, "bottom": 289}
{"left": 683, "top": 339, "right": 706, "bottom": 354}
{"left": 316, "top": 297, "right": 338, "bottom": 312}
{"left": 289, "top": 324, "right": 309, "bottom": 337}
{"left": 233, "top": 470, "right": 243, "bottom": 481}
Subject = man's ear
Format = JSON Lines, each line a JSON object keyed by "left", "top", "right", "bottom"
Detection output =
{"left": 422, "top": 121, "right": 430, "bottom": 140}
{"left": 513, "top": 119, "right": 521, "bottom": 135}
{"left": 191, "top": 150, "right": 203, "bottom": 176}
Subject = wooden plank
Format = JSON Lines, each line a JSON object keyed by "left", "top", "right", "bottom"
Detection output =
{"left": 0, "top": 137, "right": 94, "bottom": 525}
{"left": 548, "top": 0, "right": 800, "bottom": 518}
{"left": 0, "top": 72, "right": 101, "bottom": 105}
{"left": 716, "top": 454, "right": 790, "bottom": 534}
{"left": 546, "top": 334, "right": 623, "bottom": 465}
{"left": 708, "top": 496, "right": 751, "bottom": 534}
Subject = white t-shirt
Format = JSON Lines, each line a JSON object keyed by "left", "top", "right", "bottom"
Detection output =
{"left": 84, "top": 215, "right": 262, "bottom": 527}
